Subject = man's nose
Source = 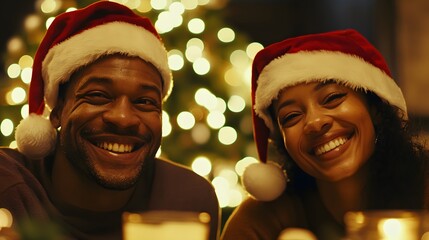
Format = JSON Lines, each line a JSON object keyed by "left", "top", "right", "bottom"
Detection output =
{"left": 102, "top": 97, "right": 140, "bottom": 129}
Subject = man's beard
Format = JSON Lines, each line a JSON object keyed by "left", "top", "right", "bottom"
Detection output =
{"left": 61, "top": 129, "right": 144, "bottom": 190}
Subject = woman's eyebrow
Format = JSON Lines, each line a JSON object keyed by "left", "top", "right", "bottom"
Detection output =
{"left": 314, "top": 80, "right": 336, "bottom": 91}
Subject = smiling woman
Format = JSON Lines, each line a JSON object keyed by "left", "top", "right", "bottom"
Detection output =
{"left": 221, "top": 29, "right": 429, "bottom": 240}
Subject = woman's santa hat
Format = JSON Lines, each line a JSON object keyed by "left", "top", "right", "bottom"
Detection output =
{"left": 15, "top": 1, "right": 172, "bottom": 159}
{"left": 242, "top": 29, "right": 407, "bottom": 201}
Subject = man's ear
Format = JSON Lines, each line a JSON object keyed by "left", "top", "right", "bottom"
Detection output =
{"left": 50, "top": 98, "right": 64, "bottom": 129}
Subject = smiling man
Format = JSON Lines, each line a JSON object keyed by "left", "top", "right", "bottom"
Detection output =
{"left": 0, "top": 2, "right": 219, "bottom": 240}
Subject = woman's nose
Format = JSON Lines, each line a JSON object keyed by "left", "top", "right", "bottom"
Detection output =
{"left": 303, "top": 107, "right": 332, "bottom": 135}
{"left": 102, "top": 97, "right": 140, "bottom": 129}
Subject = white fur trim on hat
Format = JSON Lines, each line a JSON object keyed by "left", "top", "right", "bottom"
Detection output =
{"left": 43, "top": 21, "right": 172, "bottom": 111}
{"left": 15, "top": 113, "right": 57, "bottom": 159}
{"left": 254, "top": 50, "right": 407, "bottom": 132}
{"left": 242, "top": 162, "right": 287, "bottom": 201}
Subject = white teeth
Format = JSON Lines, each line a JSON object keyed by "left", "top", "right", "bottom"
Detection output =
{"left": 97, "top": 142, "right": 133, "bottom": 153}
{"left": 315, "top": 137, "right": 347, "bottom": 155}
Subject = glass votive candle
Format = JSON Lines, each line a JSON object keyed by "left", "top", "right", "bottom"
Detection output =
{"left": 344, "top": 210, "right": 429, "bottom": 240}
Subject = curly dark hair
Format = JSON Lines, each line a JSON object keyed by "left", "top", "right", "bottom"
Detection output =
{"left": 268, "top": 90, "right": 429, "bottom": 210}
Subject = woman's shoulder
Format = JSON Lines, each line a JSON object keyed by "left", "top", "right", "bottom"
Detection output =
{"left": 221, "top": 192, "right": 307, "bottom": 240}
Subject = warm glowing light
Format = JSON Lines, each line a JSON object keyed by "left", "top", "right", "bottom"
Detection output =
{"left": 169, "top": 2, "right": 185, "bottom": 14}
{"left": 182, "top": 0, "right": 198, "bottom": 10}
{"left": 7, "top": 37, "right": 24, "bottom": 55}
{"left": 41, "top": 0, "right": 58, "bottom": 13}
{"left": 7, "top": 64, "right": 21, "bottom": 78}
{"left": 0, "top": 208, "right": 13, "bottom": 229}
{"left": 151, "top": 0, "right": 167, "bottom": 10}
{"left": 214, "top": 98, "right": 227, "bottom": 113}
{"left": 177, "top": 111, "right": 196, "bottom": 130}
{"left": 21, "top": 67, "right": 32, "bottom": 84}
{"left": 46, "top": 17, "right": 55, "bottom": 29}
{"left": 136, "top": 0, "right": 152, "bottom": 12}
{"left": 380, "top": 219, "right": 402, "bottom": 239}
{"left": 21, "top": 104, "right": 29, "bottom": 119}
{"left": 65, "top": 7, "right": 77, "bottom": 12}
{"left": 227, "top": 189, "right": 243, "bottom": 207}
{"left": 224, "top": 67, "right": 243, "bottom": 87}
{"left": 218, "top": 169, "right": 239, "bottom": 185}
{"left": 162, "top": 111, "right": 172, "bottom": 137}
{"left": 185, "top": 45, "right": 203, "bottom": 62}
{"left": 0, "top": 119, "right": 14, "bottom": 137}
{"left": 188, "top": 18, "right": 205, "bottom": 34}
{"left": 18, "top": 55, "right": 33, "bottom": 68}
{"left": 155, "top": 11, "right": 175, "bottom": 33}
{"left": 156, "top": 147, "right": 162, "bottom": 158}
{"left": 235, "top": 157, "right": 258, "bottom": 176}
{"left": 198, "top": 0, "right": 210, "bottom": 6}
{"left": 228, "top": 95, "right": 246, "bottom": 113}
{"left": 230, "top": 49, "right": 250, "bottom": 68}
{"left": 217, "top": 27, "right": 235, "bottom": 43}
{"left": 168, "top": 49, "right": 184, "bottom": 71}
{"left": 24, "top": 15, "right": 41, "bottom": 32}
{"left": 206, "top": 111, "right": 225, "bottom": 129}
{"left": 218, "top": 126, "right": 237, "bottom": 145}
{"left": 191, "top": 123, "right": 211, "bottom": 144}
{"left": 192, "top": 156, "right": 212, "bottom": 176}
{"left": 212, "top": 176, "right": 230, "bottom": 208}
{"left": 9, "top": 141, "right": 17, "bottom": 149}
{"left": 193, "top": 57, "right": 210, "bottom": 75}
{"left": 123, "top": 0, "right": 141, "bottom": 9}
{"left": 185, "top": 38, "right": 204, "bottom": 62}
{"left": 187, "top": 38, "right": 204, "bottom": 49}
{"left": 246, "top": 42, "right": 264, "bottom": 59}
{"left": 10, "top": 87, "right": 26, "bottom": 104}
{"left": 195, "top": 88, "right": 217, "bottom": 110}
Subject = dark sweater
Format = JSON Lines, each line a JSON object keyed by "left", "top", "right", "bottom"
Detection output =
{"left": 0, "top": 148, "right": 219, "bottom": 240}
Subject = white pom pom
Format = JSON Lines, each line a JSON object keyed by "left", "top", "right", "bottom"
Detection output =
{"left": 242, "top": 162, "right": 287, "bottom": 201}
{"left": 15, "top": 113, "right": 57, "bottom": 159}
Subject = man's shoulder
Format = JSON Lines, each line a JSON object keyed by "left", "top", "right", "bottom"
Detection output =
{"left": 0, "top": 148, "right": 33, "bottom": 191}
{"left": 154, "top": 158, "right": 210, "bottom": 183}
{"left": 151, "top": 158, "right": 215, "bottom": 194}
{"left": 0, "top": 147, "right": 27, "bottom": 174}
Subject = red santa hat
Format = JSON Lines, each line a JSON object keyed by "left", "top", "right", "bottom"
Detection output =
{"left": 242, "top": 29, "right": 406, "bottom": 201}
{"left": 15, "top": 1, "right": 172, "bottom": 159}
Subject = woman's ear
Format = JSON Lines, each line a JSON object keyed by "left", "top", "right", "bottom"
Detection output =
{"left": 369, "top": 103, "right": 382, "bottom": 126}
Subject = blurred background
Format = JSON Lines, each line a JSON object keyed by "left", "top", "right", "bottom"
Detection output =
{"left": 1, "top": 0, "right": 428, "bottom": 229}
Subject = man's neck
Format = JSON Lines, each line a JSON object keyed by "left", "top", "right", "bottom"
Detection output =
{"left": 51, "top": 150, "right": 135, "bottom": 212}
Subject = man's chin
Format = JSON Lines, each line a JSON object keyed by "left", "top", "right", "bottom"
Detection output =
{"left": 94, "top": 176, "right": 139, "bottom": 190}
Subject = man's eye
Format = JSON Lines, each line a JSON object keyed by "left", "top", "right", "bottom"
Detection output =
{"left": 135, "top": 98, "right": 161, "bottom": 111}
{"left": 84, "top": 92, "right": 110, "bottom": 104}
{"left": 136, "top": 98, "right": 156, "bottom": 105}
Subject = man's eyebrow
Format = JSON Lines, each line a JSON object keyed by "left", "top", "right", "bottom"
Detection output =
{"left": 76, "top": 77, "right": 112, "bottom": 91}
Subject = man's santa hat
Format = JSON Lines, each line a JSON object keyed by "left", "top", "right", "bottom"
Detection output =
{"left": 242, "top": 29, "right": 406, "bottom": 201}
{"left": 15, "top": 1, "right": 172, "bottom": 159}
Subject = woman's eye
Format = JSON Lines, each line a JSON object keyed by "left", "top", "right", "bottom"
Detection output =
{"left": 279, "top": 112, "right": 301, "bottom": 127}
{"left": 323, "top": 92, "right": 346, "bottom": 106}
